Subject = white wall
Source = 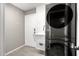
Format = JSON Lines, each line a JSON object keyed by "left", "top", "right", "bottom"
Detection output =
{"left": 25, "top": 5, "right": 45, "bottom": 50}
{"left": 36, "top": 5, "right": 45, "bottom": 34}
{"left": 5, "top": 4, "right": 25, "bottom": 53}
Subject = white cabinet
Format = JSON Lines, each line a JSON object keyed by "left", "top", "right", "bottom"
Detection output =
{"left": 34, "top": 33, "right": 45, "bottom": 51}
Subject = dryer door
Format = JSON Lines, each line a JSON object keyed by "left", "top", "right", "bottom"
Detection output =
{"left": 47, "top": 4, "right": 73, "bottom": 29}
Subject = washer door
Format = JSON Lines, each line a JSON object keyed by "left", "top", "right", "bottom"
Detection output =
{"left": 47, "top": 4, "right": 73, "bottom": 28}
{"left": 48, "top": 43, "right": 65, "bottom": 56}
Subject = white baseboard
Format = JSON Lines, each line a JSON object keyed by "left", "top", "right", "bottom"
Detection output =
{"left": 5, "top": 44, "right": 25, "bottom": 56}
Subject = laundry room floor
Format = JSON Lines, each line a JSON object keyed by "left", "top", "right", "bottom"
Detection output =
{"left": 7, "top": 46, "right": 45, "bottom": 56}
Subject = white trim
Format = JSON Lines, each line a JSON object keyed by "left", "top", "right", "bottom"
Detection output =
{"left": 5, "top": 44, "right": 25, "bottom": 56}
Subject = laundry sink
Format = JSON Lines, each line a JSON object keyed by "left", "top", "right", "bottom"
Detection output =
{"left": 35, "top": 33, "right": 45, "bottom": 36}
{"left": 33, "top": 33, "right": 45, "bottom": 51}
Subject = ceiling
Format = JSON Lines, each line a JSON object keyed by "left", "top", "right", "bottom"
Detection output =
{"left": 11, "top": 3, "right": 45, "bottom": 11}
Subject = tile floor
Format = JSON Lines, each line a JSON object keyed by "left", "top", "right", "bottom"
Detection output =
{"left": 7, "top": 46, "right": 45, "bottom": 56}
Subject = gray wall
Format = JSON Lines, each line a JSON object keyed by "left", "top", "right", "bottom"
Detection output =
{"left": 0, "top": 3, "right": 5, "bottom": 56}
{"left": 5, "top": 4, "right": 25, "bottom": 53}
{"left": 0, "top": 4, "right": 1, "bottom": 55}
{"left": 24, "top": 8, "right": 36, "bottom": 15}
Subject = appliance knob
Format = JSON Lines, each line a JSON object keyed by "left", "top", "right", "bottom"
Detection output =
{"left": 71, "top": 43, "right": 79, "bottom": 50}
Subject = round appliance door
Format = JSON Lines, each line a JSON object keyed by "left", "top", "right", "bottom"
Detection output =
{"left": 47, "top": 4, "right": 73, "bottom": 28}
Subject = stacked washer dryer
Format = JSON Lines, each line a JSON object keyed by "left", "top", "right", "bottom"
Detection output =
{"left": 45, "top": 3, "right": 77, "bottom": 56}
